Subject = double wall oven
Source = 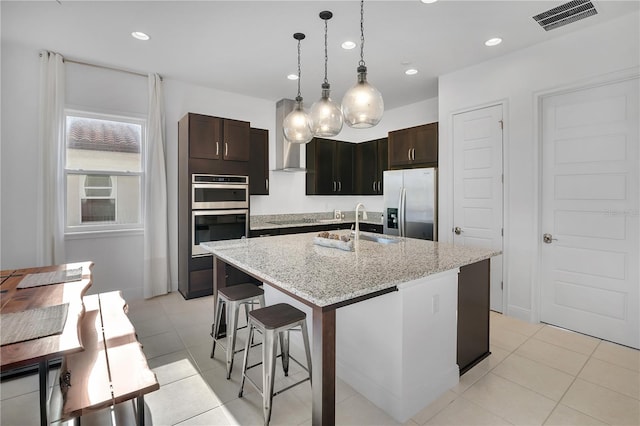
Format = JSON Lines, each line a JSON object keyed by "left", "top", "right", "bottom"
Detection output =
{"left": 191, "top": 174, "right": 249, "bottom": 257}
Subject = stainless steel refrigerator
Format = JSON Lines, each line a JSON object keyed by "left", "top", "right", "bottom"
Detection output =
{"left": 383, "top": 168, "right": 437, "bottom": 240}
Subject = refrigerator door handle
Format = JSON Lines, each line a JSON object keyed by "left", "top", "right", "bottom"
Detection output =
{"left": 397, "top": 190, "right": 403, "bottom": 237}
{"left": 399, "top": 188, "right": 407, "bottom": 237}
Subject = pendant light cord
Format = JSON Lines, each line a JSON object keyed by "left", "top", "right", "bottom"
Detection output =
{"left": 324, "top": 19, "right": 329, "bottom": 85}
{"left": 297, "top": 38, "right": 302, "bottom": 99}
{"left": 359, "top": 0, "right": 366, "bottom": 67}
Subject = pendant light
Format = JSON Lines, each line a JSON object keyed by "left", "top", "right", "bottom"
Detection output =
{"left": 309, "top": 11, "right": 343, "bottom": 137}
{"left": 283, "top": 33, "right": 313, "bottom": 144}
{"left": 341, "top": 0, "right": 384, "bottom": 128}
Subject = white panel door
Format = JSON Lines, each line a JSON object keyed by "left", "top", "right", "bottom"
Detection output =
{"left": 541, "top": 78, "right": 639, "bottom": 349}
{"left": 453, "top": 105, "right": 504, "bottom": 312}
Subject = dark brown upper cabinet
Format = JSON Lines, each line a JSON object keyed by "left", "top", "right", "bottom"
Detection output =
{"left": 356, "top": 138, "right": 388, "bottom": 195}
{"left": 306, "top": 138, "right": 355, "bottom": 195}
{"left": 188, "top": 113, "right": 250, "bottom": 162}
{"left": 388, "top": 122, "right": 438, "bottom": 169}
{"left": 249, "top": 128, "right": 269, "bottom": 195}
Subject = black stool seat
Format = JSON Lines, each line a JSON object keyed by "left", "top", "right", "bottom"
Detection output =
{"left": 249, "top": 303, "right": 306, "bottom": 330}
{"left": 218, "top": 283, "right": 264, "bottom": 301}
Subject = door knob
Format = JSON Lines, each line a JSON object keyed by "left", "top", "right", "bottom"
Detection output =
{"left": 543, "top": 233, "right": 557, "bottom": 244}
{"left": 454, "top": 227, "right": 462, "bottom": 235}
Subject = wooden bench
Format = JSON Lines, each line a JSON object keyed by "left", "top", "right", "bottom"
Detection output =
{"left": 59, "top": 291, "right": 159, "bottom": 425}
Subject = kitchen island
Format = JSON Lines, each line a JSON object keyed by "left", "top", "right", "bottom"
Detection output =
{"left": 201, "top": 232, "right": 499, "bottom": 425}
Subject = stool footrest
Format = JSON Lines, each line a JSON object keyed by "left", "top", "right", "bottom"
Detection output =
{"left": 244, "top": 353, "right": 309, "bottom": 374}
{"left": 215, "top": 341, "right": 263, "bottom": 358}
{"left": 210, "top": 323, "right": 250, "bottom": 339}
{"left": 241, "top": 373, "right": 310, "bottom": 399}
{"left": 273, "top": 377, "right": 310, "bottom": 397}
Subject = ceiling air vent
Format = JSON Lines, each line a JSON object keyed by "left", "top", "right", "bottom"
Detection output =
{"left": 533, "top": 0, "right": 598, "bottom": 31}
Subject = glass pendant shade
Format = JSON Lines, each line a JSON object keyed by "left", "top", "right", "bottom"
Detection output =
{"left": 342, "top": 65, "right": 384, "bottom": 128}
{"left": 283, "top": 97, "right": 313, "bottom": 144}
{"left": 310, "top": 84, "right": 343, "bottom": 137}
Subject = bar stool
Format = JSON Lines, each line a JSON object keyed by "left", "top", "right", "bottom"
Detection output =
{"left": 211, "top": 283, "right": 265, "bottom": 379}
{"left": 238, "top": 303, "right": 312, "bottom": 426}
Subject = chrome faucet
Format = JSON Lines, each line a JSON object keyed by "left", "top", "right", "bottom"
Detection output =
{"left": 354, "top": 203, "right": 368, "bottom": 241}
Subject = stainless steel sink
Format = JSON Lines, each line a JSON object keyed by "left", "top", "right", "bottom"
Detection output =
{"left": 356, "top": 233, "right": 401, "bottom": 244}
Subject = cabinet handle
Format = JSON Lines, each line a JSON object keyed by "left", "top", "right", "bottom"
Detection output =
{"left": 216, "top": 142, "right": 219, "bottom": 156}
{"left": 333, "top": 181, "right": 336, "bottom": 192}
{"left": 408, "top": 148, "right": 412, "bottom": 161}
{"left": 412, "top": 148, "right": 416, "bottom": 161}
{"left": 373, "top": 181, "right": 376, "bottom": 191}
{"left": 225, "top": 142, "right": 228, "bottom": 157}
{"left": 338, "top": 181, "right": 342, "bottom": 192}
{"left": 265, "top": 178, "right": 269, "bottom": 191}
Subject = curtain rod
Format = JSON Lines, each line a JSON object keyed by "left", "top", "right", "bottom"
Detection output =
{"left": 39, "top": 52, "right": 162, "bottom": 80}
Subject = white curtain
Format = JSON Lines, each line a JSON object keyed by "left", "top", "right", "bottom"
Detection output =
{"left": 143, "top": 74, "right": 170, "bottom": 298}
{"left": 37, "top": 51, "right": 66, "bottom": 266}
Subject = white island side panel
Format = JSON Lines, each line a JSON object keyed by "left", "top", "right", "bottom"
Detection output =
{"left": 263, "top": 269, "right": 460, "bottom": 423}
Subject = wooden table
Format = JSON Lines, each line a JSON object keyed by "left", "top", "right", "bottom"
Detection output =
{"left": 0, "top": 262, "right": 93, "bottom": 426}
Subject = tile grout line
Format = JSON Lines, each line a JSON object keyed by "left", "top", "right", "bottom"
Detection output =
{"left": 539, "top": 338, "right": 606, "bottom": 426}
{"left": 458, "top": 395, "right": 516, "bottom": 426}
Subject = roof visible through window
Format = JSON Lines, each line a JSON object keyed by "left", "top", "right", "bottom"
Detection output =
{"left": 67, "top": 116, "right": 141, "bottom": 153}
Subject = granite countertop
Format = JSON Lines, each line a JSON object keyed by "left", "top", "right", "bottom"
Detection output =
{"left": 250, "top": 212, "right": 383, "bottom": 231}
{"left": 201, "top": 232, "right": 500, "bottom": 307}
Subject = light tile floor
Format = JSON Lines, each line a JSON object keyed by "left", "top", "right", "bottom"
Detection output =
{"left": 1, "top": 292, "right": 639, "bottom": 425}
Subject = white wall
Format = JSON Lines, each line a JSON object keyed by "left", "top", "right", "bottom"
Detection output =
{"left": 1, "top": 41, "right": 41, "bottom": 269}
{"left": 1, "top": 38, "right": 438, "bottom": 299}
{"left": 438, "top": 12, "right": 640, "bottom": 322}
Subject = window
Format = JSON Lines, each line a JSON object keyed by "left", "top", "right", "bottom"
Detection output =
{"left": 64, "top": 111, "right": 145, "bottom": 232}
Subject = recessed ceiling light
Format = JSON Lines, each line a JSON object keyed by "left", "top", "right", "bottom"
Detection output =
{"left": 420, "top": 0, "right": 438, "bottom": 3}
{"left": 405, "top": 69, "right": 419, "bottom": 75}
{"left": 131, "top": 31, "right": 150, "bottom": 41}
{"left": 287, "top": 74, "right": 299, "bottom": 80}
{"left": 341, "top": 41, "right": 356, "bottom": 50}
{"left": 485, "top": 37, "right": 502, "bottom": 47}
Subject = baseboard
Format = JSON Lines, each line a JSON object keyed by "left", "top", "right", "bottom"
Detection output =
{"left": 506, "top": 305, "right": 532, "bottom": 323}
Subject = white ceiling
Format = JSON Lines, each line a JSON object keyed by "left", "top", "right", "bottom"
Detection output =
{"left": 2, "top": 1, "right": 639, "bottom": 110}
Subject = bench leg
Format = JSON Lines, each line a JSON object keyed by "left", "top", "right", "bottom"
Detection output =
{"left": 137, "top": 395, "right": 145, "bottom": 426}
{"left": 38, "top": 360, "right": 49, "bottom": 426}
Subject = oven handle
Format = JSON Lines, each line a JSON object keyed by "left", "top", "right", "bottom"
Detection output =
{"left": 192, "top": 183, "right": 248, "bottom": 190}
{"left": 192, "top": 209, "right": 248, "bottom": 216}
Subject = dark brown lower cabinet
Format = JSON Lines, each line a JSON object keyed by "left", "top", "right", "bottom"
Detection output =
{"left": 457, "top": 259, "right": 491, "bottom": 375}
{"left": 180, "top": 255, "right": 259, "bottom": 300}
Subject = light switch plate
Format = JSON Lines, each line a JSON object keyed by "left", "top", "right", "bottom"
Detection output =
{"left": 334, "top": 210, "right": 341, "bottom": 220}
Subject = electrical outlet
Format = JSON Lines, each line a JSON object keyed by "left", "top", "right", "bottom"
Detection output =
{"left": 334, "top": 210, "right": 341, "bottom": 220}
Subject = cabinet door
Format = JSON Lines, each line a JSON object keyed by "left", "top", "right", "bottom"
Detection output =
{"left": 223, "top": 119, "right": 250, "bottom": 161}
{"left": 317, "top": 138, "right": 337, "bottom": 194}
{"left": 388, "top": 128, "right": 413, "bottom": 167}
{"left": 306, "top": 138, "right": 336, "bottom": 195}
{"left": 189, "top": 114, "right": 221, "bottom": 160}
{"left": 356, "top": 140, "right": 378, "bottom": 195}
{"left": 249, "top": 128, "right": 269, "bottom": 195}
{"left": 412, "top": 122, "right": 438, "bottom": 165}
{"left": 335, "top": 141, "right": 354, "bottom": 194}
{"left": 376, "top": 138, "right": 388, "bottom": 194}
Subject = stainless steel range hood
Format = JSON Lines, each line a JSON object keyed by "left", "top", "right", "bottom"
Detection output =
{"left": 274, "top": 98, "right": 306, "bottom": 172}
